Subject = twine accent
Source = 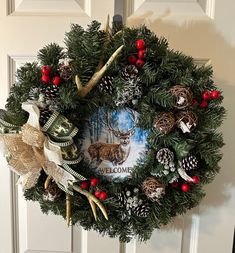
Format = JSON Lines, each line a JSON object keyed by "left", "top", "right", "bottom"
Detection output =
{"left": 170, "top": 85, "right": 193, "bottom": 109}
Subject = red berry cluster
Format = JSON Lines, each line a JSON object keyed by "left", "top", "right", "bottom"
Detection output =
{"left": 127, "top": 39, "right": 146, "bottom": 68}
{"left": 198, "top": 90, "right": 221, "bottom": 108}
{"left": 171, "top": 175, "right": 200, "bottom": 192}
{"left": 79, "top": 178, "right": 108, "bottom": 201}
{"left": 41, "top": 65, "right": 61, "bottom": 86}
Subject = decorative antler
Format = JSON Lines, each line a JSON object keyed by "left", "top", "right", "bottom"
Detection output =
{"left": 68, "top": 181, "right": 108, "bottom": 221}
{"left": 75, "top": 45, "right": 123, "bottom": 97}
{"left": 75, "top": 16, "right": 123, "bottom": 97}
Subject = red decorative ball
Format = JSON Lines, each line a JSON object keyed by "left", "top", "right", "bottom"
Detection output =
{"left": 135, "top": 39, "right": 145, "bottom": 50}
{"left": 200, "top": 100, "right": 208, "bottom": 108}
{"left": 99, "top": 191, "right": 108, "bottom": 200}
{"left": 191, "top": 175, "right": 200, "bottom": 184}
{"left": 128, "top": 55, "right": 137, "bottom": 65}
{"left": 41, "top": 75, "right": 51, "bottom": 84}
{"left": 202, "top": 91, "right": 211, "bottom": 100}
{"left": 181, "top": 183, "right": 190, "bottom": 192}
{"left": 192, "top": 99, "right": 199, "bottom": 107}
{"left": 90, "top": 178, "right": 99, "bottom": 187}
{"left": 171, "top": 181, "right": 179, "bottom": 188}
{"left": 138, "top": 49, "right": 146, "bottom": 59}
{"left": 41, "top": 65, "right": 51, "bottom": 76}
{"left": 136, "top": 59, "right": 145, "bottom": 68}
{"left": 52, "top": 76, "right": 61, "bottom": 86}
{"left": 94, "top": 190, "right": 101, "bottom": 198}
{"left": 210, "top": 90, "right": 220, "bottom": 99}
{"left": 80, "top": 181, "right": 89, "bottom": 190}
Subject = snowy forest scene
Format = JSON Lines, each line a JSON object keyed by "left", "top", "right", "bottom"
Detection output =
{"left": 81, "top": 107, "right": 149, "bottom": 179}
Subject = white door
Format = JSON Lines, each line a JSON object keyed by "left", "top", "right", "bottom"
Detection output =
{"left": 0, "top": 1, "right": 234, "bottom": 253}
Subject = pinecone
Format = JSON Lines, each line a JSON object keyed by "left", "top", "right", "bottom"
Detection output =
{"left": 98, "top": 76, "right": 114, "bottom": 94}
{"left": 28, "top": 87, "right": 40, "bottom": 100}
{"left": 43, "top": 181, "right": 63, "bottom": 202}
{"left": 39, "top": 107, "right": 53, "bottom": 126}
{"left": 121, "top": 65, "right": 138, "bottom": 80}
{"left": 133, "top": 202, "right": 150, "bottom": 217}
{"left": 58, "top": 64, "right": 72, "bottom": 81}
{"left": 44, "top": 85, "right": 60, "bottom": 99}
{"left": 116, "top": 191, "right": 128, "bottom": 206}
{"left": 156, "top": 148, "right": 174, "bottom": 165}
{"left": 179, "top": 155, "right": 198, "bottom": 171}
{"left": 115, "top": 79, "right": 142, "bottom": 106}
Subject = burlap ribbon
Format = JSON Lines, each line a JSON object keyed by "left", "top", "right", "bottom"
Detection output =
{"left": 0, "top": 102, "right": 85, "bottom": 191}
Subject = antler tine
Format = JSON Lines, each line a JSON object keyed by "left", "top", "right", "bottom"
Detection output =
{"left": 76, "top": 45, "right": 124, "bottom": 98}
{"left": 106, "top": 111, "right": 121, "bottom": 136}
{"left": 126, "top": 109, "right": 138, "bottom": 134}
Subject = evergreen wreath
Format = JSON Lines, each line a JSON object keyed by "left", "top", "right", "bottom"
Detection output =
{"left": 0, "top": 20, "right": 225, "bottom": 242}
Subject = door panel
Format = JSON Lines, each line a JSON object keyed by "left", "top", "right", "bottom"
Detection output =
{"left": 0, "top": 0, "right": 234, "bottom": 252}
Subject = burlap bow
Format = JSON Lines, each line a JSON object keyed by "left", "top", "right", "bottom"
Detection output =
{"left": 0, "top": 102, "right": 84, "bottom": 191}
{"left": 2, "top": 123, "right": 75, "bottom": 190}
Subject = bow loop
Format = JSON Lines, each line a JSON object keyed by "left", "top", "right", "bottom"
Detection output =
{"left": 22, "top": 124, "right": 45, "bottom": 148}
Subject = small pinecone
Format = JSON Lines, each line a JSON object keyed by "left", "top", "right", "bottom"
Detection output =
{"left": 116, "top": 191, "right": 128, "bottom": 206}
{"left": 39, "top": 108, "right": 53, "bottom": 126}
{"left": 43, "top": 181, "right": 62, "bottom": 202}
{"left": 28, "top": 88, "right": 40, "bottom": 100}
{"left": 98, "top": 76, "right": 114, "bottom": 94}
{"left": 179, "top": 155, "right": 198, "bottom": 171}
{"left": 156, "top": 148, "right": 174, "bottom": 165}
{"left": 58, "top": 64, "right": 72, "bottom": 81}
{"left": 121, "top": 65, "right": 138, "bottom": 80}
{"left": 133, "top": 203, "right": 150, "bottom": 218}
{"left": 42, "top": 85, "right": 59, "bottom": 99}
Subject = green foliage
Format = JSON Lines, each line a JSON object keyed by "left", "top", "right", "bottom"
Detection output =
{"left": 4, "top": 21, "right": 225, "bottom": 242}
{"left": 38, "top": 43, "right": 64, "bottom": 66}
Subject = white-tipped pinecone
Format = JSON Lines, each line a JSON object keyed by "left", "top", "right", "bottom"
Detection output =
{"left": 179, "top": 155, "right": 198, "bottom": 170}
{"left": 98, "top": 76, "right": 114, "bottom": 95}
{"left": 156, "top": 148, "right": 174, "bottom": 165}
{"left": 121, "top": 65, "right": 138, "bottom": 80}
{"left": 133, "top": 202, "right": 150, "bottom": 218}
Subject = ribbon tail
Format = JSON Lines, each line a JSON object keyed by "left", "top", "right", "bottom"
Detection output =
{"left": 21, "top": 171, "right": 41, "bottom": 190}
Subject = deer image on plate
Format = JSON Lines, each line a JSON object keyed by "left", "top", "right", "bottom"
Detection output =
{"left": 81, "top": 107, "right": 149, "bottom": 179}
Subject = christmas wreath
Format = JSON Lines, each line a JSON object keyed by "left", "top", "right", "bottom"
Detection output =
{"left": 0, "top": 20, "right": 225, "bottom": 242}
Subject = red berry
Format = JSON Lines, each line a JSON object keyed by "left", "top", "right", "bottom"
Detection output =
{"left": 210, "top": 90, "right": 220, "bottom": 99}
{"left": 192, "top": 99, "right": 199, "bottom": 107}
{"left": 200, "top": 100, "right": 208, "bottom": 108}
{"left": 41, "top": 75, "right": 51, "bottom": 84}
{"left": 80, "top": 181, "right": 89, "bottom": 190}
{"left": 181, "top": 183, "right": 190, "bottom": 192}
{"left": 94, "top": 190, "right": 101, "bottom": 198}
{"left": 136, "top": 59, "right": 145, "bottom": 68}
{"left": 135, "top": 39, "right": 145, "bottom": 50}
{"left": 99, "top": 192, "right": 108, "bottom": 200}
{"left": 202, "top": 91, "right": 211, "bottom": 100}
{"left": 90, "top": 178, "right": 99, "bottom": 187}
{"left": 171, "top": 181, "right": 179, "bottom": 188}
{"left": 52, "top": 76, "right": 61, "bottom": 86}
{"left": 41, "top": 65, "right": 51, "bottom": 75}
{"left": 138, "top": 49, "right": 146, "bottom": 59}
{"left": 128, "top": 55, "right": 137, "bottom": 65}
{"left": 191, "top": 175, "right": 200, "bottom": 184}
